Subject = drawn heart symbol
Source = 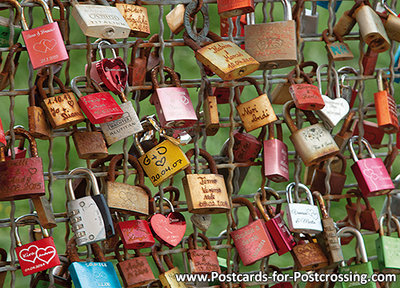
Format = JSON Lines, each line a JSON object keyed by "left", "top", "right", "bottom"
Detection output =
{"left": 36, "top": 246, "right": 56, "bottom": 264}
{"left": 150, "top": 212, "right": 186, "bottom": 247}
{"left": 155, "top": 157, "right": 166, "bottom": 167}
{"left": 28, "top": 168, "right": 37, "bottom": 175}
{"left": 19, "top": 245, "right": 38, "bottom": 263}
{"left": 96, "top": 57, "right": 128, "bottom": 94}
{"left": 43, "top": 39, "right": 57, "bottom": 51}
{"left": 316, "top": 95, "right": 350, "bottom": 128}
{"left": 33, "top": 41, "right": 47, "bottom": 53}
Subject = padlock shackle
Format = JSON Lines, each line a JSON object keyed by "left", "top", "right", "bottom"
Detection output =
{"left": 70, "top": 76, "right": 104, "bottom": 98}
{"left": 133, "top": 115, "right": 162, "bottom": 157}
{"left": 20, "top": 0, "right": 53, "bottom": 31}
{"left": 154, "top": 186, "right": 180, "bottom": 206}
{"left": 90, "top": 38, "right": 118, "bottom": 62}
{"left": 151, "top": 65, "right": 181, "bottom": 89}
{"left": 163, "top": 254, "right": 175, "bottom": 270}
{"left": 234, "top": 77, "right": 263, "bottom": 105}
{"left": 287, "top": 70, "right": 313, "bottom": 85}
{"left": 14, "top": 214, "right": 49, "bottom": 247}
{"left": 97, "top": 40, "right": 118, "bottom": 60}
{"left": 318, "top": 153, "right": 347, "bottom": 175}
{"left": 91, "top": 242, "right": 106, "bottom": 262}
{"left": 67, "top": 167, "right": 100, "bottom": 201}
{"left": 188, "top": 232, "right": 213, "bottom": 250}
{"left": 184, "top": 148, "right": 218, "bottom": 175}
{"left": 376, "top": 69, "right": 384, "bottom": 92}
{"left": 380, "top": 0, "right": 397, "bottom": 16}
{"left": 379, "top": 214, "right": 400, "bottom": 237}
{"left": 299, "top": 61, "right": 319, "bottom": 78}
{"left": 348, "top": 136, "right": 375, "bottom": 162}
{"left": 114, "top": 240, "right": 127, "bottom": 262}
{"left": 144, "top": 33, "right": 160, "bottom": 59}
{"left": 312, "top": 191, "right": 329, "bottom": 219}
{"left": 254, "top": 193, "right": 271, "bottom": 222}
{"left": 107, "top": 153, "right": 145, "bottom": 185}
{"left": 336, "top": 111, "right": 356, "bottom": 137}
{"left": 37, "top": 75, "right": 69, "bottom": 99}
{"left": 256, "top": 186, "right": 281, "bottom": 216}
{"left": 337, "top": 226, "right": 368, "bottom": 264}
{"left": 153, "top": 196, "right": 175, "bottom": 213}
{"left": 231, "top": 197, "right": 259, "bottom": 230}
{"left": 130, "top": 39, "right": 146, "bottom": 65}
{"left": 267, "top": 122, "right": 283, "bottom": 141}
{"left": 66, "top": 237, "right": 83, "bottom": 263}
{"left": 316, "top": 64, "right": 340, "bottom": 99}
{"left": 286, "top": 182, "right": 314, "bottom": 205}
{"left": 5, "top": 127, "right": 38, "bottom": 157}
{"left": 1, "top": 43, "right": 22, "bottom": 86}
{"left": 2, "top": 0, "right": 22, "bottom": 25}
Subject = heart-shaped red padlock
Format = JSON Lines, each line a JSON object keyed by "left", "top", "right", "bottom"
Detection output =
{"left": 149, "top": 196, "right": 186, "bottom": 247}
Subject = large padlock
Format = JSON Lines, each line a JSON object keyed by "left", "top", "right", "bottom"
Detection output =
{"left": 285, "top": 182, "right": 323, "bottom": 234}
{"left": 150, "top": 65, "right": 197, "bottom": 128}
{"left": 337, "top": 227, "right": 375, "bottom": 288}
{"left": 38, "top": 75, "right": 85, "bottom": 129}
{"left": 71, "top": 75, "right": 124, "bottom": 124}
{"left": 72, "top": 122, "right": 108, "bottom": 160}
{"left": 134, "top": 116, "right": 190, "bottom": 187}
{"left": 183, "top": 30, "right": 259, "bottom": 80}
{"left": 0, "top": 43, "right": 21, "bottom": 91}
{"left": 217, "top": 0, "right": 254, "bottom": 18}
{"left": 349, "top": 136, "right": 394, "bottom": 196}
{"left": 66, "top": 168, "right": 115, "bottom": 246}
{"left": 291, "top": 234, "right": 329, "bottom": 271}
{"left": 374, "top": 69, "right": 399, "bottom": 134}
{"left": 255, "top": 193, "right": 295, "bottom": 256}
{"left": 116, "top": 217, "right": 155, "bottom": 249}
{"left": 244, "top": 0, "right": 297, "bottom": 70}
{"left": 128, "top": 39, "right": 146, "bottom": 87}
{"left": 68, "top": 238, "right": 122, "bottom": 288}
{"left": 313, "top": 191, "right": 344, "bottom": 265}
{"left": 0, "top": 0, "right": 22, "bottom": 48}
{"left": 115, "top": 240, "right": 155, "bottom": 287}
{"left": 376, "top": 215, "right": 400, "bottom": 272}
{"left": 27, "top": 83, "right": 51, "bottom": 140}
{"left": 106, "top": 154, "right": 150, "bottom": 215}
{"left": 322, "top": 29, "right": 354, "bottom": 61}
{"left": 15, "top": 214, "right": 60, "bottom": 276}
{"left": 187, "top": 233, "right": 221, "bottom": 274}
{"left": 71, "top": 0, "right": 130, "bottom": 39}
{"left": 235, "top": 77, "right": 277, "bottom": 132}
{"left": 230, "top": 197, "right": 276, "bottom": 266}
{"left": 283, "top": 100, "right": 339, "bottom": 167}
{"left": 288, "top": 70, "right": 325, "bottom": 111}
{"left": 263, "top": 122, "right": 289, "bottom": 182}
{"left": 0, "top": 128, "right": 45, "bottom": 200}
{"left": 345, "top": 189, "right": 379, "bottom": 232}
{"left": 182, "top": 148, "right": 230, "bottom": 214}
{"left": 20, "top": 0, "right": 68, "bottom": 70}
{"left": 115, "top": 0, "right": 150, "bottom": 38}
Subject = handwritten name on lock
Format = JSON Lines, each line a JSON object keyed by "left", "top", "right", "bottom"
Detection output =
{"left": 193, "top": 176, "right": 230, "bottom": 208}
{"left": 189, "top": 250, "right": 220, "bottom": 271}
{"left": 118, "top": 5, "right": 150, "bottom": 33}
{"left": 45, "top": 93, "right": 83, "bottom": 122}
{"left": 289, "top": 207, "right": 321, "bottom": 225}
{"left": 205, "top": 42, "right": 256, "bottom": 70}
{"left": 253, "top": 25, "right": 296, "bottom": 57}
{"left": 300, "top": 127, "right": 336, "bottom": 149}
{"left": 240, "top": 104, "right": 271, "bottom": 124}
{"left": 328, "top": 43, "right": 351, "bottom": 56}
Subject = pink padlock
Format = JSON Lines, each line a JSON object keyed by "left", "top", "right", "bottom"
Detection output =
{"left": 0, "top": 118, "right": 5, "bottom": 147}
{"left": 349, "top": 136, "right": 394, "bottom": 196}
{"left": 150, "top": 66, "right": 197, "bottom": 128}
{"left": 263, "top": 122, "right": 289, "bottom": 183}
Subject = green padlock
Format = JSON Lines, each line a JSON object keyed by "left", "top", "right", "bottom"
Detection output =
{"left": 0, "top": 0, "right": 22, "bottom": 47}
{"left": 376, "top": 215, "right": 400, "bottom": 273}
{"left": 337, "top": 226, "right": 375, "bottom": 288}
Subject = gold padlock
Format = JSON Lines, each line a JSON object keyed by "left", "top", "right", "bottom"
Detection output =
{"left": 115, "top": 0, "right": 150, "bottom": 38}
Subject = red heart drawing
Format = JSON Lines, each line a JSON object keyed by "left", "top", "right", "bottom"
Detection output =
{"left": 150, "top": 212, "right": 186, "bottom": 247}
{"left": 96, "top": 57, "right": 128, "bottom": 94}
{"left": 43, "top": 39, "right": 57, "bottom": 51}
{"left": 19, "top": 245, "right": 38, "bottom": 263}
{"left": 36, "top": 246, "right": 56, "bottom": 264}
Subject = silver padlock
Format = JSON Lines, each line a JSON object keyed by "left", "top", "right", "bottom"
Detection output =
{"left": 66, "top": 168, "right": 115, "bottom": 246}
{"left": 285, "top": 182, "right": 323, "bottom": 234}
{"left": 301, "top": 5, "right": 319, "bottom": 35}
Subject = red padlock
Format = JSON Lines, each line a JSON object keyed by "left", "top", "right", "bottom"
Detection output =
{"left": 217, "top": 0, "right": 254, "bottom": 18}
{"left": 71, "top": 76, "right": 124, "bottom": 124}
{"left": 15, "top": 214, "right": 60, "bottom": 276}
{"left": 116, "top": 218, "right": 155, "bottom": 250}
{"left": 362, "top": 46, "right": 379, "bottom": 76}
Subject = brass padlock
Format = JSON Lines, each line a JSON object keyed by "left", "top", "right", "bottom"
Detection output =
{"left": 115, "top": 0, "right": 150, "bottom": 38}
{"left": 322, "top": 29, "right": 354, "bottom": 61}
{"left": 27, "top": 84, "right": 51, "bottom": 140}
{"left": 202, "top": 78, "right": 219, "bottom": 136}
{"left": 333, "top": 10, "right": 356, "bottom": 38}
{"left": 32, "top": 196, "right": 57, "bottom": 229}
{"left": 72, "top": 121, "right": 108, "bottom": 160}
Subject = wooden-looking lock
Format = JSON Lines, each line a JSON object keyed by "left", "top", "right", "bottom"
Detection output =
{"left": 27, "top": 83, "right": 51, "bottom": 140}
{"left": 187, "top": 233, "right": 221, "bottom": 274}
{"left": 182, "top": 148, "right": 230, "bottom": 214}
{"left": 291, "top": 234, "right": 329, "bottom": 271}
{"left": 202, "top": 78, "right": 219, "bottom": 136}
{"left": 115, "top": 0, "right": 150, "bottom": 38}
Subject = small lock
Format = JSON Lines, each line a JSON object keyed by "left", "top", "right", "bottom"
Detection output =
{"left": 301, "top": 6, "right": 319, "bottom": 35}
{"left": 72, "top": 121, "right": 108, "bottom": 160}
{"left": 375, "top": 215, "right": 400, "bottom": 272}
{"left": 322, "top": 29, "right": 354, "bottom": 61}
{"left": 217, "top": 0, "right": 254, "bottom": 18}
{"left": 27, "top": 82, "right": 52, "bottom": 140}
{"left": 187, "top": 233, "right": 221, "bottom": 274}
{"left": 338, "top": 66, "right": 359, "bottom": 108}
{"left": 115, "top": 0, "right": 150, "bottom": 38}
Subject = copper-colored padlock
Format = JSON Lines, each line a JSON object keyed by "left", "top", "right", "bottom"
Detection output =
{"left": 334, "top": 111, "right": 356, "bottom": 153}
{"left": 32, "top": 196, "right": 57, "bottom": 229}
{"left": 187, "top": 233, "right": 221, "bottom": 274}
{"left": 333, "top": 9, "right": 356, "bottom": 37}
{"left": 27, "top": 84, "right": 51, "bottom": 140}
{"left": 322, "top": 29, "right": 354, "bottom": 61}
{"left": 217, "top": 0, "right": 254, "bottom": 18}
{"left": 115, "top": 0, "right": 150, "bottom": 38}
{"left": 129, "top": 39, "right": 146, "bottom": 88}
{"left": 202, "top": 78, "right": 219, "bottom": 136}
{"left": 345, "top": 189, "right": 380, "bottom": 231}
{"left": 72, "top": 122, "right": 108, "bottom": 160}
{"left": 291, "top": 234, "right": 329, "bottom": 271}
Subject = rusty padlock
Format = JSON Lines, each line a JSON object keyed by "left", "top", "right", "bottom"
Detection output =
{"left": 291, "top": 234, "right": 329, "bottom": 271}
{"left": 72, "top": 121, "right": 108, "bottom": 160}
{"left": 0, "top": 43, "right": 21, "bottom": 91}
{"left": 27, "top": 84, "right": 51, "bottom": 140}
{"left": 345, "top": 189, "right": 379, "bottom": 231}
{"left": 187, "top": 233, "right": 221, "bottom": 274}
{"left": 128, "top": 39, "right": 146, "bottom": 88}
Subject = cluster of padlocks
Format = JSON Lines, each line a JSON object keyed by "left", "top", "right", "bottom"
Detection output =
{"left": 1, "top": 0, "right": 400, "bottom": 287}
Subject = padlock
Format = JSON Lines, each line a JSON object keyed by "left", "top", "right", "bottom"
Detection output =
{"left": 283, "top": 100, "right": 339, "bottom": 167}
{"left": 152, "top": 244, "right": 187, "bottom": 288}
{"left": 149, "top": 196, "right": 186, "bottom": 248}
{"left": 333, "top": 10, "right": 356, "bottom": 37}
{"left": 313, "top": 191, "right": 344, "bottom": 265}
{"left": 38, "top": 75, "right": 85, "bottom": 129}
{"left": 182, "top": 148, "right": 230, "bottom": 214}
{"left": 115, "top": 240, "right": 155, "bottom": 287}
{"left": 263, "top": 122, "right": 289, "bottom": 182}
{"left": 116, "top": 217, "right": 155, "bottom": 249}
{"left": 0, "top": 0, "right": 22, "bottom": 48}
{"left": 301, "top": 5, "right": 319, "bottom": 35}
{"left": 376, "top": 215, "right": 400, "bottom": 272}
{"left": 71, "top": 0, "right": 130, "bottom": 39}
{"left": 128, "top": 39, "right": 146, "bottom": 87}
{"left": 230, "top": 197, "right": 276, "bottom": 266}
{"left": 187, "top": 233, "right": 221, "bottom": 274}
{"left": 71, "top": 76, "right": 124, "bottom": 124}
{"left": 68, "top": 238, "right": 122, "bottom": 288}
{"left": 150, "top": 65, "right": 197, "bottom": 128}
{"left": 134, "top": 116, "right": 190, "bottom": 187}
{"left": 362, "top": 46, "right": 379, "bottom": 76}
{"left": 183, "top": 30, "right": 259, "bottom": 80}
{"left": 106, "top": 154, "right": 150, "bottom": 215}
{"left": 310, "top": 154, "right": 347, "bottom": 196}
{"left": 14, "top": 214, "right": 60, "bottom": 276}
{"left": 349, "top": 136, "right": 394, "bottom": 196}
{"left": 166, "top": 4, "right": 186, "bottom": 34}
{"left": 0, "top": 43, "right": 21, "bottom": 91}
{"left": 235, "top": 77, "right": 277, "bottom": 132}
{"left": 345, "top": 189, "right": 379, "bottom": 232}
{"left": 352, "top": 107, "right": 384, "bottom": 147}
{"left": 285, "top": 182, "right": 323, "bottom": 233}
{"left": 27, "top": 83, "right": 51, "bottom": 140}
{"left": 351, "top": 1, "right": 390, "bottom": 53}
{"left": 337, "top": 226, "right": 375, "bottom": 288}
{"left": 322, "top": 29, "right": 354, "bottom": 61}
{"left": 377, "top": 8, "right": 400, "bottom": 43}
{"left": 115, "top": 0, "right": 150, "bottom": 38}
{"left": 72, "top": 122, "right": 108, "bottom": 160}
{"left": 244, "top": 0, "right": 296, "bottom": 70}
{"left": 255, "top": 193, "right": 295, "bottom": 256}
{"left": 66, "top": 167, "right": 115, "bottom": 246}
{"left": 4, "top": 128, "right": 26, "bottom": 160}
{"left": 20, "top": 0, "right": 68, "bottom": 70}
{"left": 337, "top": 66, "right": 359, "bottom": 108}
{"left": 288, "top": 70, "right": 325, "bottom": 111}
{"left": 291, "top": 234, "right": 329, "bottom": 271}
{"left": 0, "top": 128, "right": 45, "bottom": 200}
{"left": 201, "top": 78, "right": 219, "bottom": 136}
{"left": 217, "top": 0, "right": 254, "bottom": 18}
{"left": 374, "top": 69, "right": 399, "bottom": 134}
{"left": 32, "top": 196, "right": 57, "bottom": 229}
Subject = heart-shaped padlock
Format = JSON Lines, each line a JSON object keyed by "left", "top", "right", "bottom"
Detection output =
{"left": 149, "top": 196, "right": 186, "bottom": 247}
{"left": 316, "top": 64, "right": 350, "bottom": 128}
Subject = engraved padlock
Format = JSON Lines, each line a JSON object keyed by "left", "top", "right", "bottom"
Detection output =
{"left": 322, "top": 29, "right": 354, "bottom": 61}
{"left": 115, "top": 0, "right": 150, "bottom": 38}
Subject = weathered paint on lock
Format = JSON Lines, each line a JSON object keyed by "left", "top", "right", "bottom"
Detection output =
{"left": 159, "top": 267, "right": 187, "bottom": 288}
{"left": 292, "top": 242, "right": 329, "bottom": 271}
{"left": 117, "top": 220, "right": 155, "bottom": 249}
{"left": 72, "top": 131, "right": 108, "bottom": 159}
{"left": 326, "top": 42, "right": 354, "bottom": 60}
{"left": 116, "top": 3, "right": 150, "bottom": 38}
{"left": 217, "top": 0, "right": 254, "bottom": 18}
{"left": 375, "top": 90, "right": 399, "bottom": 134}
{"left": 117, "top": 256, "right": 155, "bottom": 287}
{"left": 289, "top": 84, "right": 325, "bottom": 110}
{"left": 107, "top": 183, "right": 148, "bottom": 214}
{"left": 78, "top": 92, "right": 124, "bottom": 124}
{"left": 188, "top": 250, "right": 221, "bottom": 274}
